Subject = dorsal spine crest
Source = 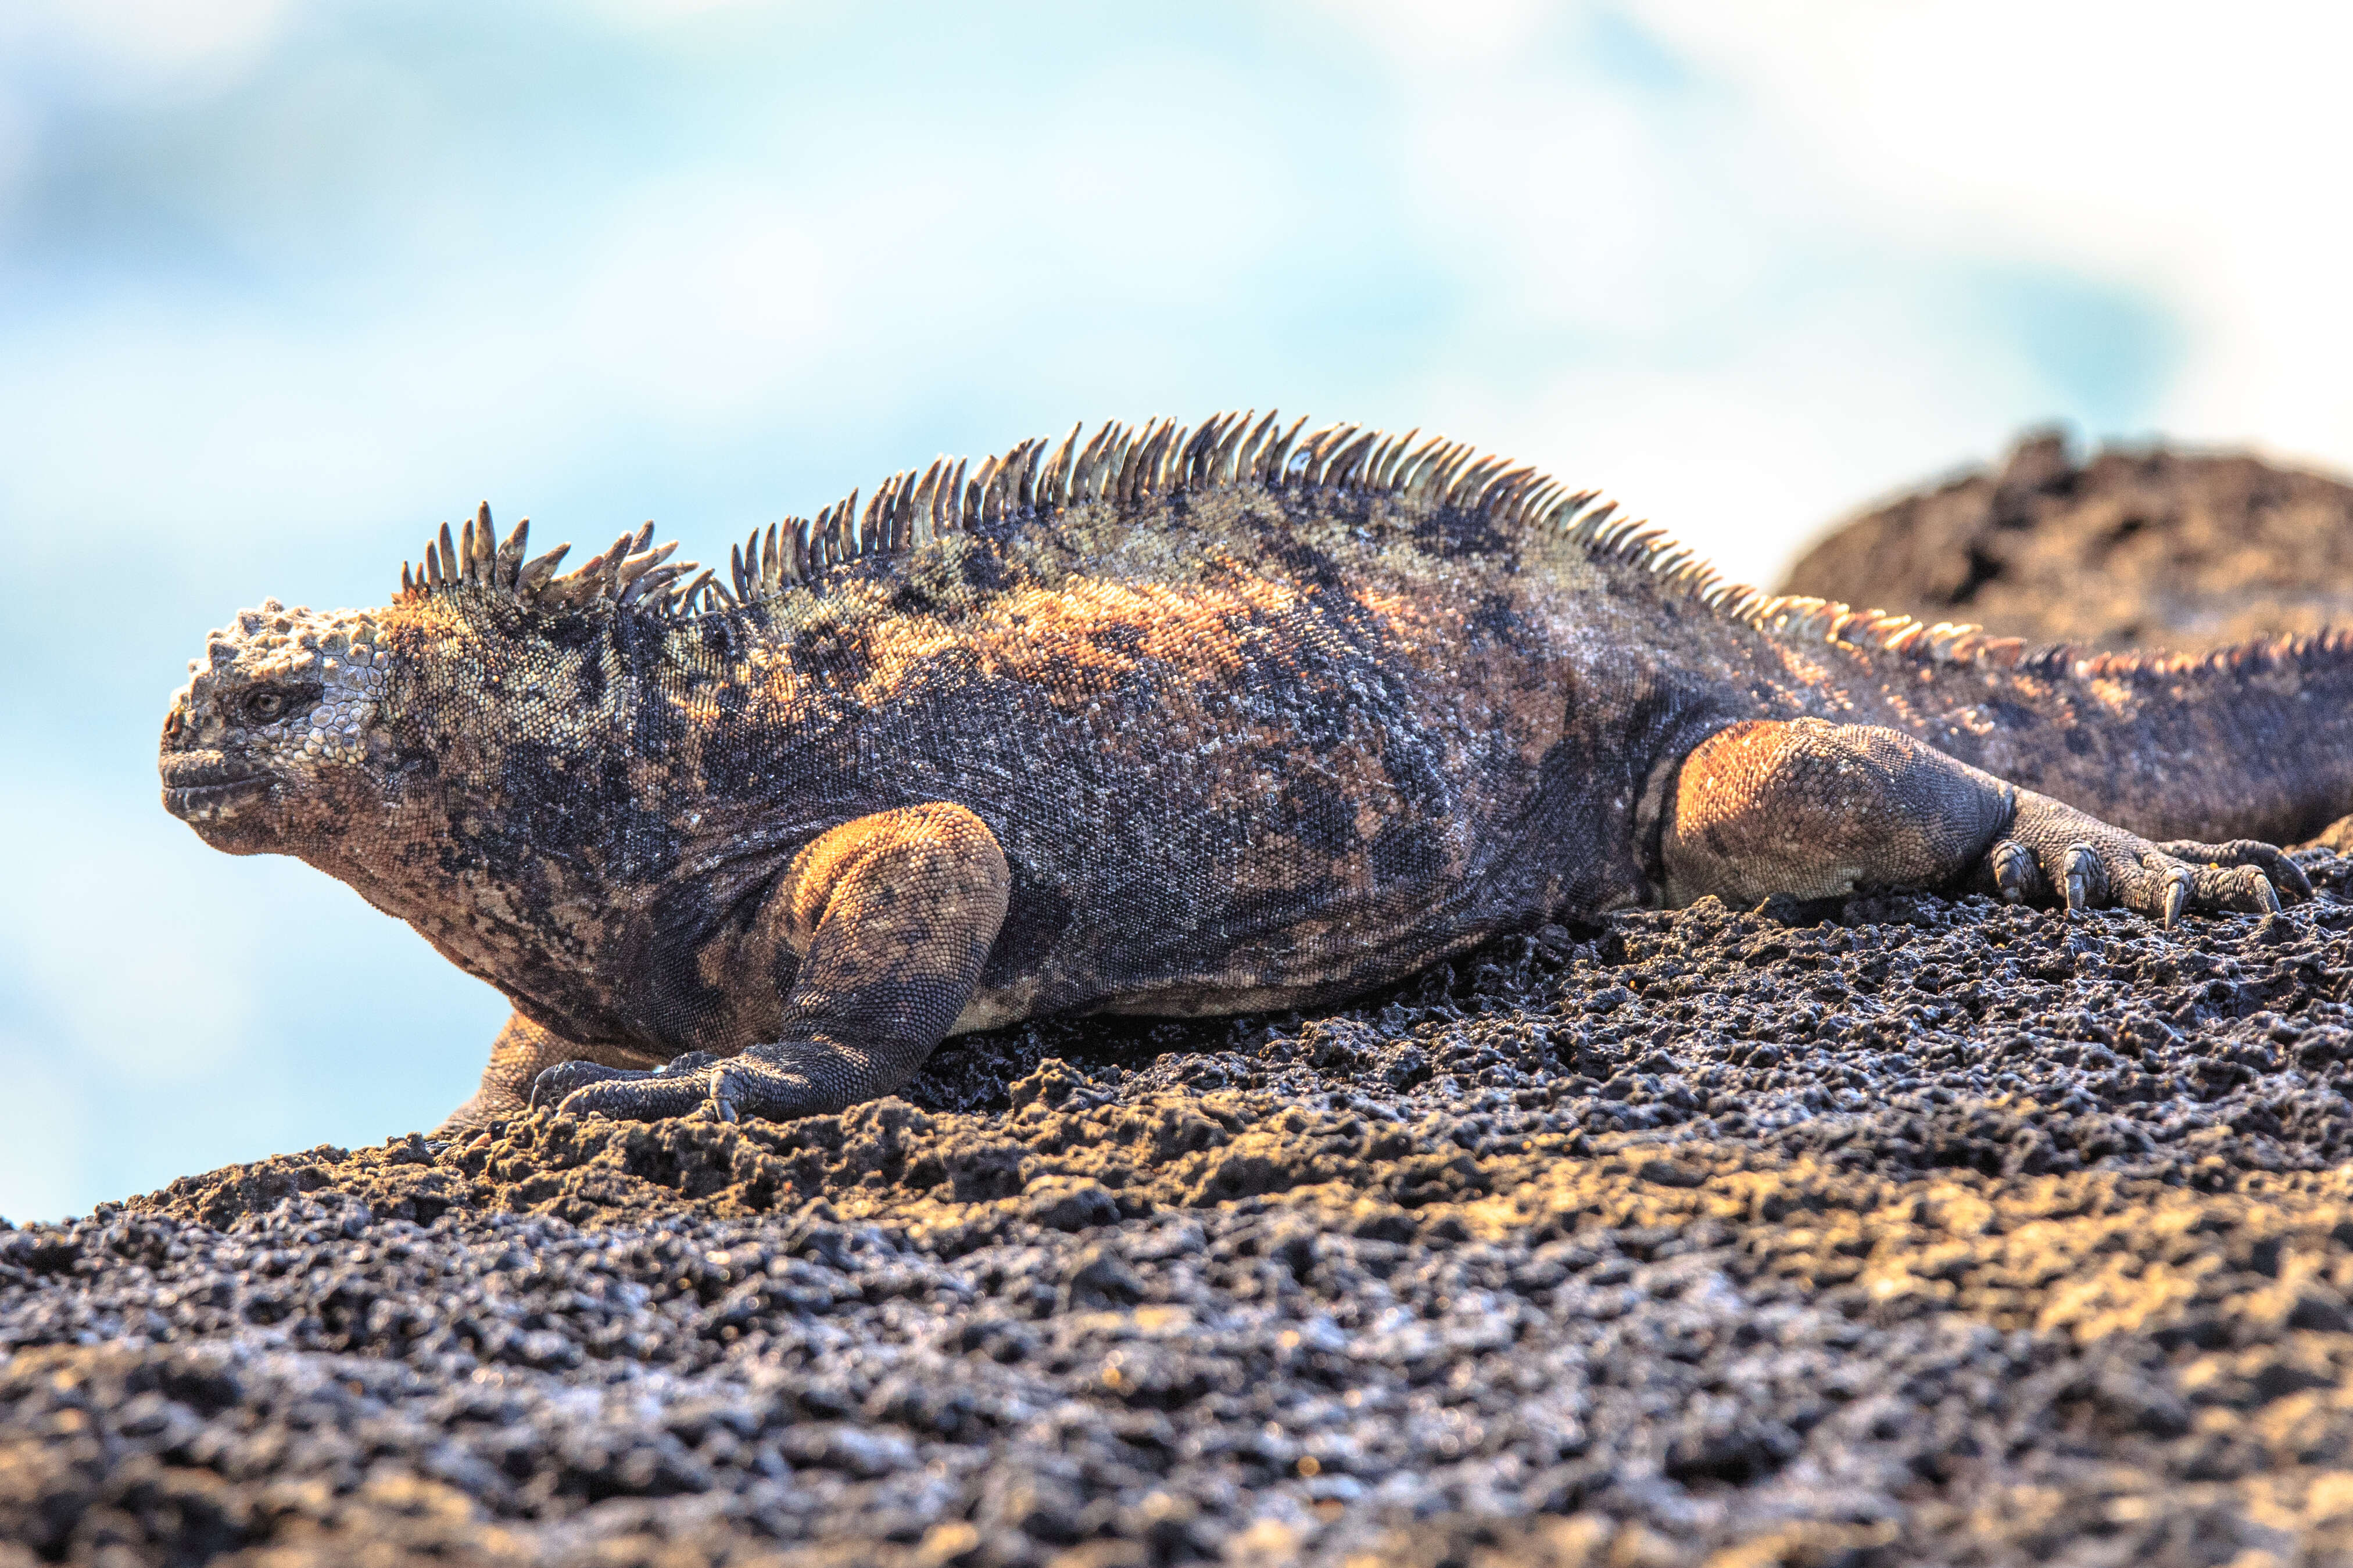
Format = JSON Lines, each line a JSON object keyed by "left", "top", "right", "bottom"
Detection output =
{"left": 387, "top": 413, "right": 2353, "bottom": 688}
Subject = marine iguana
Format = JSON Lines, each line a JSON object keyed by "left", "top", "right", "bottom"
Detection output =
{"left": 159, "top": 414, "right": 2326, "bottom": 1132}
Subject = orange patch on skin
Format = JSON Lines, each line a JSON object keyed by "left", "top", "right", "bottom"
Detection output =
{"left": 1355, "top": 585, "right": 1451, "bottom": 648}
{"left": 846, "top": 575, "right": 1326, "bottom": 706}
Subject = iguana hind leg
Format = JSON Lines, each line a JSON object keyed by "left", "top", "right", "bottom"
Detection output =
{"left": 533, "top": 802, "right": 1011, "bottom": 1124}
{"left": 1662, "top": 718, "right": 2306, "bottom": 922}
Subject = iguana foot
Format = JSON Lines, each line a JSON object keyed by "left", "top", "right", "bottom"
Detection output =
{"left": 530, "top": 1047, "right": 839, "bottom": 1123}
{"left": 1663, "top": 718, "right": 2306, "bottom": 927}
{"left": 1980, "top": 802, "right": 2302, "bottom": 927}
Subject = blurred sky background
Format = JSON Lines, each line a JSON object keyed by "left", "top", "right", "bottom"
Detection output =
{"left": 4, "top": 0, "right": 2351, "bottom": 1221}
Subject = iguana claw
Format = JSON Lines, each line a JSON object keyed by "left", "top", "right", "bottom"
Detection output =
{"left": 2161, "top": 867, "right": 2191, "bottom": 928}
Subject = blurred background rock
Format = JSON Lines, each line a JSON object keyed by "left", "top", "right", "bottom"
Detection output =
{"left": 1781, "top": 433, "right": 2353, "bottom": 655}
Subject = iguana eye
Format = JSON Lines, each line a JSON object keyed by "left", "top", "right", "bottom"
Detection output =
{"left": 242, "top": 688, "right": 289, "bottom": 722}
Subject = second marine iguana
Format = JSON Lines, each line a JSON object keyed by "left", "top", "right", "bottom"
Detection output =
{"left": 159, "top": 414, "right": 2329, "bottom": 1132}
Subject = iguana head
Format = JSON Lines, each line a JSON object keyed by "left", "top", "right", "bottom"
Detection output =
{"left": 159, "top": 597, "right": 401, "bottom": 854}
{"left": 160, "top": 505, "right": 708, "bottom": 857}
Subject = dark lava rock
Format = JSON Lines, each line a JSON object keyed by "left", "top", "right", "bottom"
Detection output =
{"left": 15, "top": 863, "right": 2353, "bottom": 1563}
{"left": 1779, "top": 429, "right": 2353, "bottom": 655}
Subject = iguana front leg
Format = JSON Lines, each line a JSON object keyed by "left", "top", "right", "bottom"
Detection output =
{"left": 1661, "top": 719, "right": 2310, "bottom": 922}
{"left": 532, "top": 802, "right": 1011, "bottom": 1123}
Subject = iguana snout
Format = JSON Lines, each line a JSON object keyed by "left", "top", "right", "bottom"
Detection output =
{"left": 160, "top": 597, "right": 394, "bottom": 851}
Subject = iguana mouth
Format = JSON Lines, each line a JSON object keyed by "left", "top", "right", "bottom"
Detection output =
{"left": 160, "top": 755, "right": 271, "bottom": 817}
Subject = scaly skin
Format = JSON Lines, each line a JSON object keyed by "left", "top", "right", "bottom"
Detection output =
{"left": 158, "top": 414, "right": 2323, "bottom": 1133}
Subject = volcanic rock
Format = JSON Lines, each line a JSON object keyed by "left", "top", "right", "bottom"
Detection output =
{"left": 12, "top": 861, "right": 2353, "bottom": 1563}
{"left": 1779, "top": 430, "right": 2353, "bottom": 655}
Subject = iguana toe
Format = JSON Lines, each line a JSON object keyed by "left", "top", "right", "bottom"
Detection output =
{"left": 2152, "top": 838, "right": 2313, "bottom": 902}
{"left": 2210, "top": 862, "right": 2284, "bottom": 915}
{"left": 2062, "top": 843, "right": 2102, "bottom": 913}
{"left": 549, "top": 1071, "right": 705, "bottom": 1122}
{"left": 528, "top": 1057, "right": 643, "bottom": 1111}
{"left": 1989, "top": 839, "right": 2039, "bottom": 903}
{"left": 536, "top": 1052, "right": 832, "bottom": 1124}
{"left": 2151, "top": 857, "right": 2282, "bottom": 921}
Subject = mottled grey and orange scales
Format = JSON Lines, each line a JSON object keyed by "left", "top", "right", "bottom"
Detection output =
{"left": 160, "top": 413, "right": 2327, "bottom": 1131}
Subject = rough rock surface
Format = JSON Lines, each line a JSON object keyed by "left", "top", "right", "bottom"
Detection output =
{"left": 1779, "top": 432, "right": 2353, "bottom": 655}
{"left": 13, "top": 859, "right": 2353, "bottom": 1564}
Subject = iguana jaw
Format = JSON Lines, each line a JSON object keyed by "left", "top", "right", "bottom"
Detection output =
{"left": 159, "top": 752, "right": 271, "bottom": 819}
{"left": 159, "top": 743, "right": 292, "bottom": 855}
{"left": 159, "top": 727, "right": 323, "bottom": 855}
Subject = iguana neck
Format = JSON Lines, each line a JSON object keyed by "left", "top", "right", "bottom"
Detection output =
{"left": 1901, "top": 636, "right": 2353, "bottom": 844}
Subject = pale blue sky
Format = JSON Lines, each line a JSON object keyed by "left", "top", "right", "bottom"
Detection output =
{"left": 4, "top": 1, "right": 2346, "bottom": 1221}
